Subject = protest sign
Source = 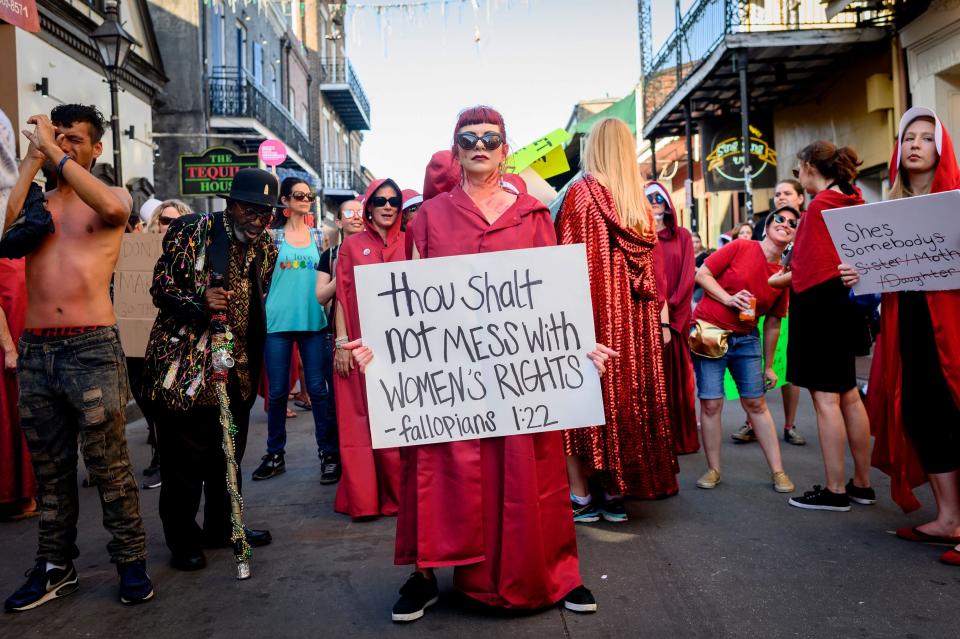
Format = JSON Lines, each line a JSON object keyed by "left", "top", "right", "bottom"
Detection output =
{"left": 505, "top": 129, "right": 571, "bottom": 175}
{"left": 354, "top": 244, "right": 606, "bottom": 449}
{"left": 723, "top": 316, "right": 789, "bottom": 400}
{"left": 113, "top": 234, "right": 162, "bottom": 357}
{"left": 822, "top": 190, "right": 960, "bottom": 295}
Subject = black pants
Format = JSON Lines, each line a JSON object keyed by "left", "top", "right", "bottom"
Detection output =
{"left": 155, "top": 382, "right": 254, "bottom": 556}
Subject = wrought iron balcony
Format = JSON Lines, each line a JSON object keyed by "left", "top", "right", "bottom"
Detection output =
{"left": 209, "top": 66, "right": 315, "bottom": 166}
{"left": 322, "top": 162, "right": 368, "bottom": 199}
{"left": 319, "top": 58, "right": 371, "bottom": 131}
{"left": 640, "top": 0, "right": 898, "bottom": 128}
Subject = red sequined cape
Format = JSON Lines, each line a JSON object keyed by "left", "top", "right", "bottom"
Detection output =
{"left": 556, "top": 176, "right": 679, "bottom": 497}
{"left": 333, "top": 179, "right": 403, "bottom": 518}
{"left": 400, "top": 185, "right": 582, "bottom": 609}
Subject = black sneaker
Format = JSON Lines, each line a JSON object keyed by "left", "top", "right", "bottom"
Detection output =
{"left": 572, "top": 497, "right": 600, "bottom": 523}
{"left": 391, "top": 572, "right": 439, "bottom": 623}
{"left": 846, "top": 479, "right": 877, "bottom": 505}
{"left": 251, "top": 453, "right": 285, "bottom": 481}
{"left": 563, "top": 585, "right": 598, "bottom": 613}
{"left": 788, "top": 485, "right": 851, "bottom": 512}
{"left": 599, "top": 497, "right": 628, "bottom": 523}
{"left": 142, "top": 470, "right": 161, "bottom": 490}
{"left": 4, "top": 559, "right": 79, "bottom": 612}
{"left": 117, "top": 560, "right": 154, "bottom": 605}
{"left": 319, "top": 452, "right": 341, "bottom": 485}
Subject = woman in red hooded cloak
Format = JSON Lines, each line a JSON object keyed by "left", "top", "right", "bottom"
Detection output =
{"left": 646, "top": 180, "right": 699, "bottom": 455}
{"left": 349, "top": 106, "right": 613, "bottom": 622}
{"left": 867, "top": 107, "right": 960, "bottom": 565}
{"left": 332, "top": 179, "right": 404, "bottom": 519}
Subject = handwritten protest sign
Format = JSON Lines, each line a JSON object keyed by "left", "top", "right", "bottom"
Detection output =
{"left": 823, "top": 190, "right": 960, "bottom": 295}
{"left": 113, "top": 234, "right": 162, "bottom": 357}
{"left": 505, "top": 129, "right": 571, "bottom": 175}
{"left": 354, "top": 244, "right": 606, "bottom": 449}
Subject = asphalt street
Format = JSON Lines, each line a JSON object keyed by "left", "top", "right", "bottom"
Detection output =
{"left": 1, "top": 390, "right": 958, "bottom": 638}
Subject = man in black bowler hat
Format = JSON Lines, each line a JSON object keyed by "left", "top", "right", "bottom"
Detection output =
{"left": 141, "top": 168, "right": 279, "bottom": 571}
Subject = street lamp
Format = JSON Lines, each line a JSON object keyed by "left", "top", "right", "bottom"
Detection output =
{"left": 89, "top": 0, "right": 139, "bottom": 185}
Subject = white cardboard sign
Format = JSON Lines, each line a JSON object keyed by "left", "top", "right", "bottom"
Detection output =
{"left": 354, "top": 244, "right": 606, "bottom": 449}
{"left": 822, "top": 189, "right": 960, "bottom": 295}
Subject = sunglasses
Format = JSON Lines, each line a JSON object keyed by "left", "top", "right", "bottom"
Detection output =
{"left": 646, "top": 193, "right": 666, "bottom": 205}
{"left": 159, "top": 215, "right": 176, "bottom": 225}
{"left": 237, "top": 205, "right": 274, "bottom": 223}
{"left": 340, "top": 209, "right": 361, "bottom": 219}
{"left": 456, "top": 132, "right": 504, "bottom": 152}
{"left": 369, "top": 196, "right": 402, "bottom": 208}
{"left": 772, "top": 213, "right": 798, "bottom": 229}
{"left": 289, "top": 191, "right": 316, "bottom": 202}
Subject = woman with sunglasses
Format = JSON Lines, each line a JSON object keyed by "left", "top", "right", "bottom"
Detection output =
{"left": 785, "top": 141, "right": 875, "bottom": 512}
{"left": 332, "top": 179, "right": 403, "bottom": 520}
{"left": 347, "top": 106, "right": 609, "bottom": 621}
{"left": 645, "top": 180, "right": 699, "bottom": 456}
{"left": 868, "top": 108, "right": 960, "bottom": 564}
{"left": 251, "top": 178, "right": 333, "bottom": 483}
{"left": 692, "top": 207, "right": 798, "bottom": 495}
{"left": 146, "top": 199, "right": 191, "bottom": 235}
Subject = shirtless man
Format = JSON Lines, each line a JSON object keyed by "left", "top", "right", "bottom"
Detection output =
{"left": 3, "top": 105, "right": 154, "bottom": 613}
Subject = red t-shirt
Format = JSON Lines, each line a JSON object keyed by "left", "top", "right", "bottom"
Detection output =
{"left": 790, "top": 187, "right": 864, "bottom": 293}
{"left": 694, "top": 239, "right": 789, "bottom": 334}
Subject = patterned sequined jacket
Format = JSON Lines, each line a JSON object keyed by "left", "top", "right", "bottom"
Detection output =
{"left": 142, "top": 212, "right": 277, "bottom": 412}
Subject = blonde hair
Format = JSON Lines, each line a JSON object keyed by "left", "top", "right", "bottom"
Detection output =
{"left": 582, "top": 118, "right": 651, "bottom": 235}
{"left": 888, "top": 115, "right": 937, "bottom": 200}
{"left": 147, "top": 199, "right": 193, "bottom": 233}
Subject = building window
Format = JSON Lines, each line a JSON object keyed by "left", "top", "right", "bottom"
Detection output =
{"left": 253, "top": 41, "right": 263, "bottom": 86}
{"left": 235, "top": 22, "right": 247, "bottom": 73}
{"left": 210, "top": 6, "right": 225, "bottom": 70}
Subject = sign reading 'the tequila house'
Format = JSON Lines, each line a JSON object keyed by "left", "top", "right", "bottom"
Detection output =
{"left": 179, "top": 147, "right": 259, "bottom": 196}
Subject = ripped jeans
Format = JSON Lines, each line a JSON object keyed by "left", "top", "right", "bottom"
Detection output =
{"left": 18, "top": 326, "right": 146, "bottom": 564}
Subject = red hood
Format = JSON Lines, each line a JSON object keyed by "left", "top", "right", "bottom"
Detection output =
{"left": 423, "top": 150, "right": 461, "bottom": 200}
{"left": 645, "top": 180, "right": 681, "bottom": 237}
{"left": 888, "top": 106, "right": 960, "bottom": 193}
{"left": 363, "top": 178, "right": 404, "bottom": 245}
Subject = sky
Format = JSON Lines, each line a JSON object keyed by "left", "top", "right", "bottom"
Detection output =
{"left": 343, "top": 0, "right": 687, "bottom": 190}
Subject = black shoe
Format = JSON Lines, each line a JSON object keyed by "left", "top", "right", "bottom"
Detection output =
{"left": 201, "top": 527, "right": 272, "bottom": 549}
{"left": 319, "top": 452, "right": 342, "bottom": 485}
{"left": 117, "top": 560, "right": 154, "bottom": 605}
{"left": 563, "top": 585, "right": 598, "bottom": 613}
{"left": 4, "top": 559, "right": 79, "bottom": 612}
{"left": 846, "top": 479, "right": 877, "bottom": 505}
{"left": 572, "top": 497, "right": 600, "bottom": 523}
{"left": 142, "top": 470, "right": 161, "bottom": 490}
{"left": 599, "top": 497, "right": 628, "bottom": 523}
{"left": 170, "top": 550, "right": 206, "bottom": 571}
{"left": 392, "top": 572, "right": 439, "bottom": 623}
{"left": 788, "top": 485, "right": 851, "bottom": 512}
{"left": 252, "top": 453, "right": 285, "bottom": 481}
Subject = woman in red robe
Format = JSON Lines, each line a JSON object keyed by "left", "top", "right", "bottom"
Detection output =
{"left": 332, "top": 179, "right": 404, "bottom": 519}
{"left": 646, "top": 180, "right": 699, "bottom": 455}
{"left": 0, "top": 257, "right": 36, "bottom": 519}
{"left": 556, "top": 120, "right": 679, "bottom": 526}
{"left": 350, "top": 106, "right": 612, "bottom": 622}
{"left": 867, "top": 107, "right": 960, "bottom": 564}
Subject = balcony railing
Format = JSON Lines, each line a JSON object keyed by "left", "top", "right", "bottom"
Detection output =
{"left": 322, "top": 162, "right": 367, "bottom": 196}
{"left": 641, "top": 0, "right": 897, "bottom": 125}
{"left": 319, "top": 58, "right": 371, "bottom": 130}
{"left": 209, "top": 66, "right": 315, "bottom": 165}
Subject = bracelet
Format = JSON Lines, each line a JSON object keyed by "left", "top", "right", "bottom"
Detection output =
{"left": 661, "top": 322, "right": 670, "bottom": 328}
{"left": 57, "top": 154, "right": 70, "bottom": 177}
{"left": 335, "top": 336, "right": 349, "bottom": 349}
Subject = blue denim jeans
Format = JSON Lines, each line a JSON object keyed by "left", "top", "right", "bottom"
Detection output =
{"left": 264, "top": 331, "right": 335, "bottom": 456}
{"left": 691, "top": 331, "right": 765, "bottom": 400}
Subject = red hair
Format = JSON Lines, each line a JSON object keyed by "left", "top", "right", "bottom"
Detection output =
{"left": 452, "top": 105, "right": 506, "bottom": 153}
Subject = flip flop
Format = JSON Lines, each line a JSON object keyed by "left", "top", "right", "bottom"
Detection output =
{"left": 294, "top": 400, "right": 312, "bottom": 410}
{"left": 894, "top": 526, "right": 960, "bottom": 545}
{"left": 286, "top": 409, "right": 298, "bottom": 418}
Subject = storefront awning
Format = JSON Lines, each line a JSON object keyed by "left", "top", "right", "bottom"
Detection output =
{"left": 570, "top": 92, "right": 636, "bottom": 136}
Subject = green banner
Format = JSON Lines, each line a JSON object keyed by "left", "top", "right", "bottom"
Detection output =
{"left": 723, "top": 315, "right": 789, "bottom": 400}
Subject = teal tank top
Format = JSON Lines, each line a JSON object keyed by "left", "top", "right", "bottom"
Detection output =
{"left": 265, "top": 228, "right": 328, "bottom": 333}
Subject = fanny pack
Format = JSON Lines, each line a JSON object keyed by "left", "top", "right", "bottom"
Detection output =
{"left": 688, "top": 319, "right": 732, "bottom": 359}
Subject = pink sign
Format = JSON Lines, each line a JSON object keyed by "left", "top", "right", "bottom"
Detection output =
{"left": 258, "top": 139, "right": 287, "bottom": 167}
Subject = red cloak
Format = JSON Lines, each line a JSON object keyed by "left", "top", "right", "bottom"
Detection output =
{"left": 400, "top": 185, "right": 581, "bottom": 609}
{"left": 557, "top": 176, "right": 679, "bottom": 496}
{"left": 648, "top": 181, "right": 699, "bottom": 454}
{"left": 333, "top": 179, "right": 404, "bottom": 518}
{"left": 868, "top": 107, "right": 960, "bottom": 512}
{"left": 0, "top": 258, "right": 36, "bottom": 505}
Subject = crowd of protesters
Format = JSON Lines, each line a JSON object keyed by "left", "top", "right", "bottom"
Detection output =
{"left": 1, "top": 100, "right": 959, "bottom": 623}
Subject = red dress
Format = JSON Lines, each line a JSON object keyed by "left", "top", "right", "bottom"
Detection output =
{"left": 650, "top": 181, "right": 699, "bottom": 454}
{"left": 556, "top": 176, "right": 679, "bottom": 497}
{"left": 0, "top": 258, "right": 36, "bottom": 506}
{"left": 334, "top": 179, "right": 403, "bottom": 518}
{"left": 401, "top": 185, "right": 581, "bottom": 609}
{"left": 868, "top": 114, "right": 960, "bottom": 512}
